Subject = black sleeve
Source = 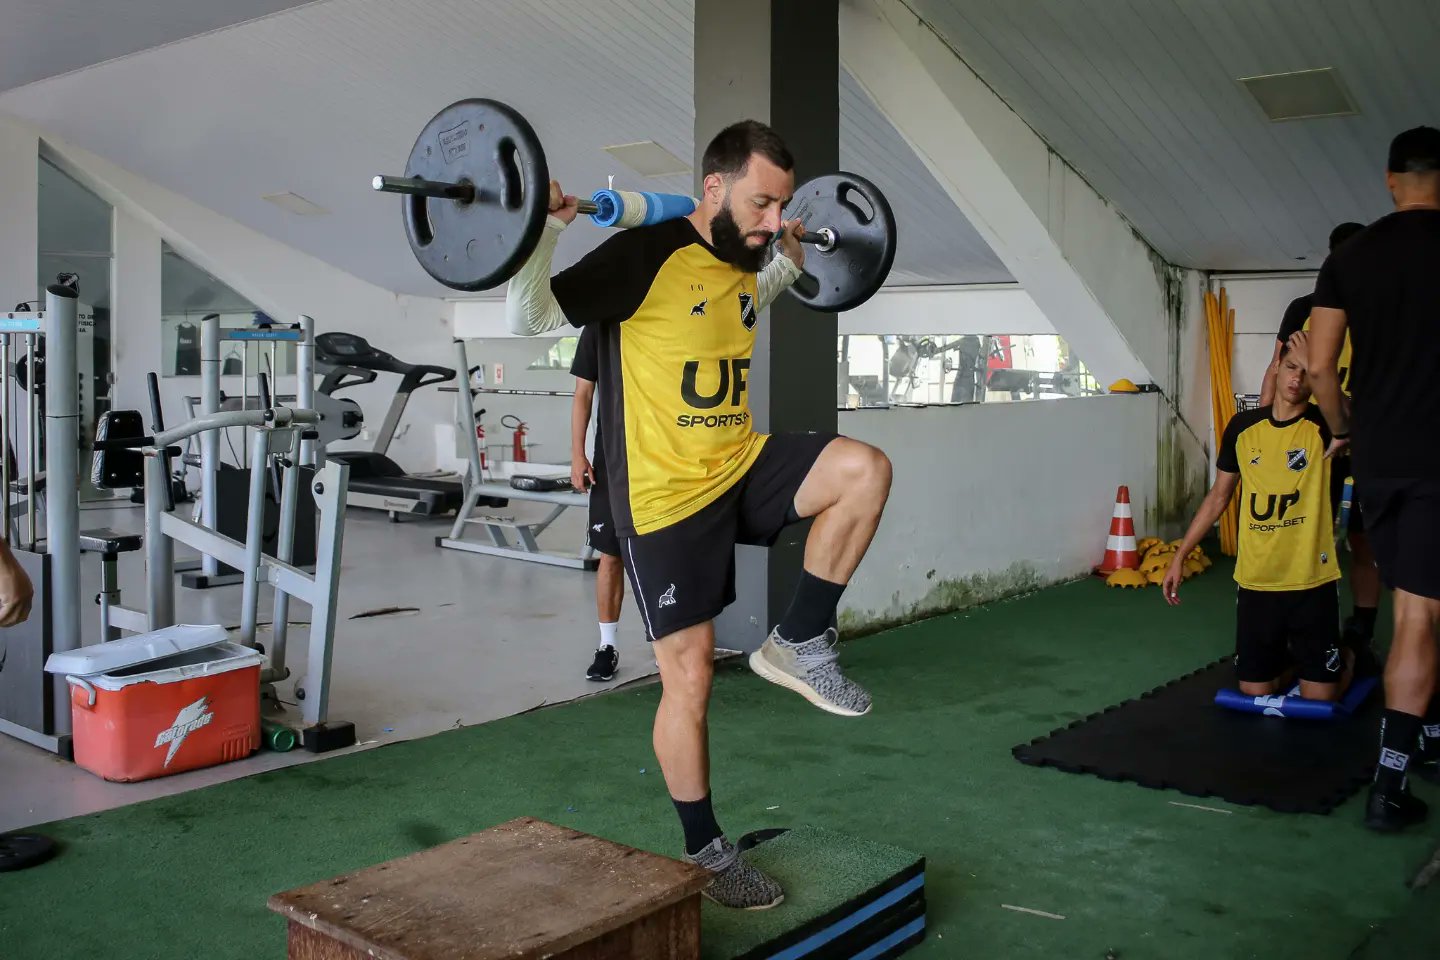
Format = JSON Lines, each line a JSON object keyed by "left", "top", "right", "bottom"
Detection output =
{"left": 1216, "top": 413, "right": 1246, "bottom": 473}
{"left": 1312, "top": 253, "right": 1344, "bottom": 311}
{"left": 551, "top": 227, "right": 662, "bottom": 328}
{"left": 569, "top": 325, "right": 598, "bottom": 381}
{"left": 1276, "top": 295, "right": 1312, "bottom": 343}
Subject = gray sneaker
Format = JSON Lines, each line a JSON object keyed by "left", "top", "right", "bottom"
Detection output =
{"left": 748, "top": 628, "right": 872, "bottom": 717}
{"left": 686, "top": 836, "right": 784, "bottom": 910}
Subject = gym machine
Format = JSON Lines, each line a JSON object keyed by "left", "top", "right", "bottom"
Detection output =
{"left": 185, "top": 313, "right": 319, "bottom": 588}
{"left": 0, "top": 285, "right": 82, "bottom": 755}
{"left": 313, "top": 331, "right": 471, "bottom": 521}
{"left": 88, "top": 380, "right": 362, "bottom": 752}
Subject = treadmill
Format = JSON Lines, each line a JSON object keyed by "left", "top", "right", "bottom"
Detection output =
{"left": 314, "top": 332, "right": 466, "bottom": 520}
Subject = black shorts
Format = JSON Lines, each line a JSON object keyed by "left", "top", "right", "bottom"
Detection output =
{"left": 1329, "top": 456, "right": 1363, "bottom": 537}
{"left": 1359, "top": 479, "right": 1440, "bottom": 600}
{"left": 1234, "top": 583, "right": 1342, "bottom": 684}
{"left": 585, "top": 455, "right": 619, "bottom": 558}
{"left": 620, "top": 432, "right": 837, "bottom": 641}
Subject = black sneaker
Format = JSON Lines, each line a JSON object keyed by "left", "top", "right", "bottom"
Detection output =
{"left": 1363, "top": 785, "right": 1429, "bottom": 833}
{"left": 586, "top": 646, "right": 619, "bottom": 681}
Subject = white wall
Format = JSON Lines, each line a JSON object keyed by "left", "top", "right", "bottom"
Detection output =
{"left": 22, "top": 122, "right": 458, "bottom": 472}
{"left": 838, "top": 393, "right": 1167, "bottom": 631}
{"left": 452, "top": 284, "right": 1058, "bottom": 340}
{"left": 1213, "top": 273, "right": 1315, "bottom": 396}
{"left": 0, "top": 115, "right": 38, "bottom": 307}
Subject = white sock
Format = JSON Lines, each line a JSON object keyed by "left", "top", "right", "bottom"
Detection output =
{"left": 598, "top": 621, "right": 618, "bottom": 649}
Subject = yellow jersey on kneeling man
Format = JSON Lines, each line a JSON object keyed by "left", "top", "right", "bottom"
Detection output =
{"left": 1216, "top": 406, "right": 1339, "bottom": 591}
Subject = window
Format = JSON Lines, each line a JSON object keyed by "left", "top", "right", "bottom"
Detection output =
{"left": 528, "top": 337, "right": 579, "bottom": 371}
{"left": 160, "top": 244, "right": 295, "bottom": 377}
{"left": 839, "top": 334, "right": 1100, "bottom": 408}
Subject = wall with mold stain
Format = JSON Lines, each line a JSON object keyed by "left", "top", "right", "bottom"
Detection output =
{"left": 838, "top": 393, "right": 1166, "bottom": 633}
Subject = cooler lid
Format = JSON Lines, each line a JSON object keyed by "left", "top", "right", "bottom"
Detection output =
{"left": 44, "top": 624, "right": 229, "bottom": 676}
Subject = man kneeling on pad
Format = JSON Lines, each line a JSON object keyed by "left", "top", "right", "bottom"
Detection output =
{"left": 1164, "top": 342, "right": 1352, "bottom": 701}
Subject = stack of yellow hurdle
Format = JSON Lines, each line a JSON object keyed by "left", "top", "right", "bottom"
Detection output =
{"left": 1206, "top": 287, "right": 1242, "bottom": 557}
{"left": 1106, "top": 538, "right": 1213, "bottom": 588}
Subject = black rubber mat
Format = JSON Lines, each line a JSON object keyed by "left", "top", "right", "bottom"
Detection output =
{"left": 1013, "top": 658, "right": 1383, "bottom": 814}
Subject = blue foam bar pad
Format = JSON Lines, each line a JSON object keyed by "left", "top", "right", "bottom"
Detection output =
{"left": 588, "top": 189, "right": 697, "bottom": 228}
{"left": 1214, "top": 675, "right": 1378, "bottom": 720}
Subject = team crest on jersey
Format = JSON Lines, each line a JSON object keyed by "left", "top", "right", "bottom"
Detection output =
{"left": 1286, "top": 448, "right": 1309, "bottom": 471}
{"left": 738, "top": 292, "right": 757, "bottom": 331}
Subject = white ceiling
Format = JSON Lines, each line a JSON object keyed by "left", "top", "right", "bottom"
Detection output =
{"left": 0, "top": 0, "right": 320, "bottom": 93}
{"left": 0, "top": 0, "right": 1008, "bottom": 299}
{"left": 911, "top": 0, "right": 1440, "bottom": 269}
{"left": 2, "top": 0, "right": 1434, "bottom": 299}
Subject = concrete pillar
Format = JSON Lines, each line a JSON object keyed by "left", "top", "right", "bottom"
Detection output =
{"left": 696, "top": 0, "right": 839, "bottom": 651}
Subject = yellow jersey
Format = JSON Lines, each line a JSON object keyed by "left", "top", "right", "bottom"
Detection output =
{"left": 551, "top": 219, "right": 767, "bottom": 536}
{"left": 1216, "top": 406, "right": 1339, "bottom": 591}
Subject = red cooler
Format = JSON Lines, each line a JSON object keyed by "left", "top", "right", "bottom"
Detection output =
{"left": 45, "top": 624, "right": 263, "bottom": 782}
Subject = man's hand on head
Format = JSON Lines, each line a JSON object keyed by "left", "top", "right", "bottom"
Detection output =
{"left": 1286, "top": 330, "right": 1311, "bottom": 370}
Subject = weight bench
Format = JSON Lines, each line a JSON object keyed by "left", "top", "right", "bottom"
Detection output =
{"left": 436, "top": 479, "right": 598, "bottom": 571}
{"left": 79, "top": 527, "right": 146, "bottom": 640}
{"left": 269, "top": 817, "right": 710, "bottom": 960}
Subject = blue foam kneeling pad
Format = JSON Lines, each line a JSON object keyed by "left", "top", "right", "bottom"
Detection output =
{"left": 1214, "top": 675, "right": 1378, "bottom": 719}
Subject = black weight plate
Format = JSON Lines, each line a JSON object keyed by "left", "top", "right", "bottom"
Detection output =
{"left": 402, "top": 99, "right": 550, "bottom": 293}
{"left": 783, "top": 172, "right": 897, "bottom": 312}
{"left": 0, "top": 832, "right": 57, "bottom": 872}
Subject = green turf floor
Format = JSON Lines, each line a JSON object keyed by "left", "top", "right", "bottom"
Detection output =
{"left": 3, "top": 554, "right": 1437, "bottom": 959}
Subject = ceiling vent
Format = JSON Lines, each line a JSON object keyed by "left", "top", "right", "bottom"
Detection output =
{"left": 1238, "top": 67, "right": 1358, "bottom": 122}
{"left": 602, "top": 141, "right": 691, "bottom": 178}
{"left": 262, "top": 192, "right": 329, "bottom": 215}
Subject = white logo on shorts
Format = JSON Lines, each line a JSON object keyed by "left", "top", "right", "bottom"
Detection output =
{"left": 1325, "top": 646, "right": 1342, "bottom": 674}
{"left": 658, "top": 584, "right": 677, "bottom": 608}
{"left": 592, "top": 522, "right": 604, "bottom": 532}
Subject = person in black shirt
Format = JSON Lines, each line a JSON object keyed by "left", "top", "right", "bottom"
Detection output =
{"left": 1262, "top": 223, "right": 1381, "bottom": 658}
{"left": 1309, "top": 125, "right": 1440, "bottom": 832}
{"left": 570, "top": 326, "right": 624, "bottom": 682}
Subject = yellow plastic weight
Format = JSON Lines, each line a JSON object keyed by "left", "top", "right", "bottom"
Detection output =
{"left": 1183, "top": 557, "right": 1205, "bottom": 578}
{"left": 1137, "top": 537, "right": 1162, "bottom": 554}
{"left": 1140, "top": 551, "right": 1174, "bottom": 574}
{"left": 1106, "top": 568, "right": 1149, "bottom": 589}
{"left": 1146, "top": 565, "right": 1169, "bottom": 585}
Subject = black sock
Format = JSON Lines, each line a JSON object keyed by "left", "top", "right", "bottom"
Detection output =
{"left": 1422, "top": 698, "right": 1440, "bottom": 761}
{"left": 673, "top": 794, "right": 722, "bottom": 856}
{"left": 1376, "top": 709, "right": 1424, "bottom": 793}
{"left": 1350, "top": 605, "right": 1379, "bottom": 639}
{"left": 775, "top": 571, "right": 847, "bottom": 644}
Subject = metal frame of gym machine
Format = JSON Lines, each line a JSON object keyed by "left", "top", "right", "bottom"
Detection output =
{"left": 434, "top": 338, "right": 598, "bottom": 570}
{"left": 0, "top": 285, "right": 82, "bottom": 755}
{"left": 182, "top": 313, "right": 314, "bottom": 588}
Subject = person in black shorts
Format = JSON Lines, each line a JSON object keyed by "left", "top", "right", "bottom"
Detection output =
{"left": 570, "top": 325, "right": 623, "bottom": 682}
{"left": 1261, "top": 222, "right": 1382, "bottom": 660}
{"left": 505, "top": 121, "right": 892, "bottom": 909}
{"left": 1164, "top": 344, "right": 1349, "bottom": 700}
{"left": 1309, "top": 125, "right": 1440, "bottom": 831}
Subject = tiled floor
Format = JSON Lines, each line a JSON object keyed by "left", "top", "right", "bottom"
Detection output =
{"left": 0, "top": 497, "right": 663, "bottom": 833}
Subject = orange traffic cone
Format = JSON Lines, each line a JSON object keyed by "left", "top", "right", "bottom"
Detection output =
{"left": 1094, "top": 485, "right": 1139, "bottom": 576}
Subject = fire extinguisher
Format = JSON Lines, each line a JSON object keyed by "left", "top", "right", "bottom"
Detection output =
{"left": 474, "top": 407, "right": 488, "bottom": 475}
{"left": 502, "top": 414, "right": 528, "bottom": 463}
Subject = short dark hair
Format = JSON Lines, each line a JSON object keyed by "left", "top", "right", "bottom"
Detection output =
{"left": 702, "top": 120, "right": 794, "bottom": 181}
{"left": 1328, "top": 221, "right": 1365, "bottom": 251}
{"left": 1388, "top": 126, "right": 1440, "bottom": 174}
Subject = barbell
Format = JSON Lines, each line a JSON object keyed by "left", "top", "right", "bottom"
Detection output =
{"left": 372, "top": 98, "right": 898, "bottom": 312}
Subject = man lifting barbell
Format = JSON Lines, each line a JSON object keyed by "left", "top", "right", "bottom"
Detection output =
{"left": 373, "top": 100, "right": 899, "bottom": 909}
{"left": 505, "top": 120, "right": 892, "bottom": 910}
